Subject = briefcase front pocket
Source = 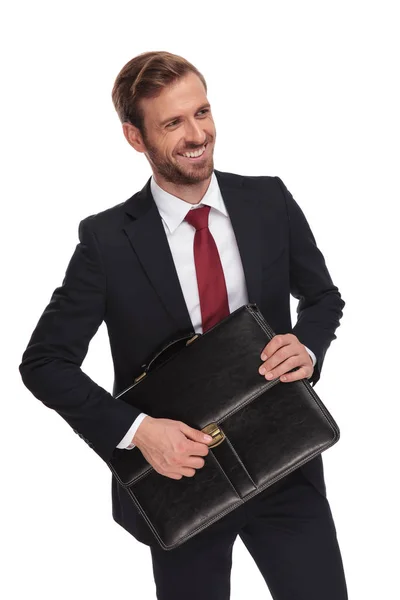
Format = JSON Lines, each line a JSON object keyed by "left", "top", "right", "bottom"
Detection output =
{"left": 123, "top": 450, "right": 242, "bottom": 548}
{"left": 218, "top": 379, "right": 339, "bottom": 490}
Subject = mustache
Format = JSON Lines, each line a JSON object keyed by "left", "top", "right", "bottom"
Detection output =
{"left": 178, "top": 140, "right": 210, "bottom": 153}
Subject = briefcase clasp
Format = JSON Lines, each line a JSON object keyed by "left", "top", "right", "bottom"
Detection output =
{"left": 201, "top": 423, "right": 225, "bottom": 448}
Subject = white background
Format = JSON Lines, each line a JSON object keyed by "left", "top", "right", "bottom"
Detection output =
{"left": 2, "top": 1, "right": 399, "bottom": 598}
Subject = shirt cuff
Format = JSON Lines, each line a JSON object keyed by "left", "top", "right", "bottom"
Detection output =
{"left": 304, "top": 346, "right": 316, "bottom": 379}
{"left": 116, "top": 412, "right": 149, "bottom": 449}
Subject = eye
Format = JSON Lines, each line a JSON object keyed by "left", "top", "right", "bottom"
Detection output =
{"left": 166, "top": 109, "right": 210, "bottom": 128}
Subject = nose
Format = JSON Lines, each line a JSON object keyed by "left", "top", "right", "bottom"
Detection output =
{"left": 185, "top": 119, "right": 207, "bottom": 146}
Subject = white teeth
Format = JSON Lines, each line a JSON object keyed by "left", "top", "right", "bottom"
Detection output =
{"left": 181, "top": 145, "right": 206, "bottom": 158}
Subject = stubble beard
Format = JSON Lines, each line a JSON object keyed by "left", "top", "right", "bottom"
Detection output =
{"left": 143, "top": 133, "right": 215, "bottom": 186}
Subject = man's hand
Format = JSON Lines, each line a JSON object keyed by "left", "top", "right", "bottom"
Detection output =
{"left": 132, "top": 416, "right": 213, "bottom": 480}
{"left": 258, "top": 333, "right": 314, "bottom": 383}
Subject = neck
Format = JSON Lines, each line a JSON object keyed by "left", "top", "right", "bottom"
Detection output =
{"left": 152, "top": 173, "right": 212, "bottom": 205}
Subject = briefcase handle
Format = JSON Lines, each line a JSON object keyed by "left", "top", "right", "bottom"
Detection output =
{"left": 135, "top": 332, "right": 201, "bottom": 383}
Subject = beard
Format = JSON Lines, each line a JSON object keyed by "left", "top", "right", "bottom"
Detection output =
{"left": 142, "top": 131, "right": 215, "bottom": 186}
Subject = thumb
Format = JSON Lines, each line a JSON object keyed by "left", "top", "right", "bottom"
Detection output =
{"left": 179, "top": 421, "right": 213, "bottom": 444}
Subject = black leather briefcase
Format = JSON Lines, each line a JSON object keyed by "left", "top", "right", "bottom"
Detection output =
{"left": 107, "top": 304, "right": 339, "bottom": 551}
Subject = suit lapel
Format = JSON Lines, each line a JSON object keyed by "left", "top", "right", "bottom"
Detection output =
{"left": 122, "top": 170, "right": 264, "bottom": 332}
{"left": 214, "top": 170, "right": 263, "bottom": 307}
{"left": 123, "top": 178, "right": 193, "bottom": 334}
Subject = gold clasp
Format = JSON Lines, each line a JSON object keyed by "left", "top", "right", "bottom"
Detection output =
{"left": 201, "top": 423, "right": 225, "bottom": 448}
{"left": 186, "top": 334, "right": 199, "bottom": 346}
{"left": 134, "top": 372, "right": 147, "bottom": 384}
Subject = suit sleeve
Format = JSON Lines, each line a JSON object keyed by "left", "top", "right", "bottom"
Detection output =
{"left": 18, "top": 217, "right": 141, "bottom": 462}
{"left": 275, "top": 177, "right": 345, "bottom": 387}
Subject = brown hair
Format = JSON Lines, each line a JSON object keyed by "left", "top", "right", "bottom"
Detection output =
{"left": 111, "top": 51, "right": 207, "bottom": 136}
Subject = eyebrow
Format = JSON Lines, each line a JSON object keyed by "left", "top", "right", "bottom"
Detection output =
{"left": 159, "top": 103, "right": 211, "bottom": 127}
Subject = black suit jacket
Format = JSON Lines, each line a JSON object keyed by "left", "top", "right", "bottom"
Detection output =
{"left": 19, "top": 169, "right": 345, "bottom": 545}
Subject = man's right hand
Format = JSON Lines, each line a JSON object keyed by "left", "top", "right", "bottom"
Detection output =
{"left": 132, "top": 416, "right": 213, "bottom": 480}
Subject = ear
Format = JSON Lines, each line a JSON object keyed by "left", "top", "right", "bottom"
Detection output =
{"left": 122, "top": 122, "right": 146, "bottom": 153}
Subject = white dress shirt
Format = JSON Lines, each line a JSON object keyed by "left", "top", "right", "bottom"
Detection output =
{"left": 117, "top": 172, "right": 316, "bottom": 450}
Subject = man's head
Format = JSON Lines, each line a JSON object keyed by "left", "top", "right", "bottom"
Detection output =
{"left": 112, "top": 51, "right": 216, "bottom": 187}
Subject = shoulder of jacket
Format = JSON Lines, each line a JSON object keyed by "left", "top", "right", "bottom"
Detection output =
{"left": 215, "top": 169, "right": 283, "bottom": 191}
{"left": 78, "top": 189, "right": 142, "bottom": 234}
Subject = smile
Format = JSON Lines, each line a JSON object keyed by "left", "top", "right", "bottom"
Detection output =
{"left": 178, "top": 143, "right": 208, "bottom": 160}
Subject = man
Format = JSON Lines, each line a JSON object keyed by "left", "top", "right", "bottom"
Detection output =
{"left": 19, "top": 51, "right": 348, "bottom": 599}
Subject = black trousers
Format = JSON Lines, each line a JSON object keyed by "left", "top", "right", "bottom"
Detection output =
{"left": 149, "top": 468, "right": 348, "bottom": 600}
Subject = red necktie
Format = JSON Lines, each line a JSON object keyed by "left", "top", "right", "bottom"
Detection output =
{"left": 185, "top": 205, "right": 230, "bottom": 332}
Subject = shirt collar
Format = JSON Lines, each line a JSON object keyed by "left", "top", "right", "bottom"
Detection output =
{"left": 150, "top": 171, "right": 228, "bottom": 234}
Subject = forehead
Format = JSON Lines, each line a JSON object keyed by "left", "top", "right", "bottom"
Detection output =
{"left": 143, "top": 73, "right": 208, "bottom": 123}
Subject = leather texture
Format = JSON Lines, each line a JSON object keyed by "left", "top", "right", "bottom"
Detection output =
{"left": 108, "top": 304, "right": 340, "bottom": 551}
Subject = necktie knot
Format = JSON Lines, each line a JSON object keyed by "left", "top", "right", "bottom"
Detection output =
{"left": 185, "top": 205, "right": 211, "bottom": 231}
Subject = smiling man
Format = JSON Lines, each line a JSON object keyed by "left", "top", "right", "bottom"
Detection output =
{"left": 19, "top": 51, "right": 348, "bottom": 599}
{"left": 121, "top": 70, "right": 216, "bottom": 195}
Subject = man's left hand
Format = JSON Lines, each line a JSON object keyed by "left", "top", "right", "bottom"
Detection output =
{"left": 258, "top": 333, "right": 314, "bottom": 383}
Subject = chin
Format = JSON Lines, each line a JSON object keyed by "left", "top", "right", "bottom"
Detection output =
{"left": 183, "top": 158, "right": 214, "bottom": 174}
{"left": 185, "top": 164, "right": 214, "bottom": 183}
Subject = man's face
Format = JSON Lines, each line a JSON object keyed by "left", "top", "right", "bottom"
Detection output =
{"left": 137, "top": 72, "right": 216, "bottom": 185}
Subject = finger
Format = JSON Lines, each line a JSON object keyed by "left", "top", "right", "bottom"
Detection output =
{"left": 260, "top": 334, "right": 294, "bottom": 360}
{"left": 187, "top": 440, "right": 210, "bottom": 456}
{"left": 157, "top": 467, "right": 183, "bottom": 480}
{"left": 167, "top": 472, "right": 183, "bottom": 480}
{"left": 280, "top": 365, "right": 312, "bottom": 383}
{"left": 259, "top": 346, "right": 300, "bottom": 375}
{"left": 186, "top": 456, "right": 206, "bottom": 469}
{"left": 179, "top": 466, "right": 197, "bottom": 477}
{"left": 180, "top": 421, "right": 213, "bottom": 444}
{"left": 260, "top": 355, "right": 301, "bottom": 380}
